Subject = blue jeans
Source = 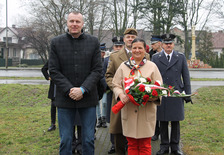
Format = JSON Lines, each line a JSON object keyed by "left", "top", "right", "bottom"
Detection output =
{"left": 58, "top": 106, "right": 96, "bottom": 155}
{"left": 96, "top": 93, "right": 107, "bottom": 118}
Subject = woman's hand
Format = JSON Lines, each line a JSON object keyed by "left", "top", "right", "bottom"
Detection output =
{"left": 119, "top": 93, "right": 130, "bottom": 105}
{"left": 148, "top": 97, "right": 159, "bottom": 102}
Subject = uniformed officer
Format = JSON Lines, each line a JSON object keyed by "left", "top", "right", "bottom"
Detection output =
{"left": 152, "top": 34, "right": 192, "bottom": 155}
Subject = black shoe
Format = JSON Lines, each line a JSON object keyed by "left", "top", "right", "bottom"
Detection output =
{"left": 101, "top": 117, "right": 107, "bottom": 128}
{"left": 108, "top": 146, "right": 115, "bottom": 154}
{"left": 171, "top": 149, "right": 183, "bottom": 155}
{"left": 76, "top": 143, "right": 82, "bottom": 155}
{"left": 151, "top": 134, "right": 159, "bottom": 141}
{"left": 48, "top": 124, "right": 56, "bottom": 131}
{"left": 101, "top": 122, "right": 107, "bottom": 128}
{"left": 96, "top": 117, "right": 102, "bottom": 128}
{"left": 156, "top": 148, "right": 169, "bottom": 155}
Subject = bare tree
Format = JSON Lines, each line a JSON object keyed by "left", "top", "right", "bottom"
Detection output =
{"left": 21, "top": 22, "right": 52, "bottom": 63}
{"left": 178, "top": 0, "right": 217, "bottom": 58}
{"left": 109, "top": 0, "right": 130, "bottom": 36}
{"left": 138, "top": 0, "right": 182, "bottom": 34}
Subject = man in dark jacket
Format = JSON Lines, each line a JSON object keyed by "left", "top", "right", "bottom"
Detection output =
{"left": 149, "top": 35, "right": 163, "bottom": 141}
{"left": 41, "top": 61, "right": 56, "bottom": 132}
{"left": 49, "top": 11, "right": 102, "bottom": 155}
{"left": 149, "top": 35, "right": 163, "bottom": 59}
{"left": 152, "top": 34, "right": 192, "bottom": 155}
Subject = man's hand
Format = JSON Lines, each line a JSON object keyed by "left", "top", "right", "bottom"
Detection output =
{"left": 148, "top": 97, "right": 159, "bottom": 102}
{"left": 184, "top": 97, "right": 193, "bottom": 104}
{"left": 69, "top": 87, "right": 83, "bottom": 101}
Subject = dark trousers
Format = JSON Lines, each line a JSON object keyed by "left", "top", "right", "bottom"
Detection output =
{"left": 110, "top": 134, "right": 115, "bottom": 146}
{"left": 154, "top": 120, "right": 160, "bottom": 135}
{"left": 160, "top": 121, "right": 180, "bottom": 151}
{"left": 114, "top": 133, "right": 127, "bottom": 155}
{"left": 51, "top": 100, "right": 56, "bottom": 124}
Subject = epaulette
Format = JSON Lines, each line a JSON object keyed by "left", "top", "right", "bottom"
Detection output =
{"left": 177, "top": 51, "right": 184, "bottom": 55}
{"left": 109, "top": 50, "right": 118, "bottom": 56}
{"left": 153, "top": 52, "right": 160, "bottom": 56}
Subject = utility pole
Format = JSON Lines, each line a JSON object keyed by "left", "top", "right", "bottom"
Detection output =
{"left": 5, "top": 0, "right": 9, "bottom": 69}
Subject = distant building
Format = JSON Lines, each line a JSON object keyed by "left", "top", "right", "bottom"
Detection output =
{"left": 0, "top": 25, "right": 40, "bottom": 63}
{"left": 212, "top": 30, "right": 224, "bottom": 58}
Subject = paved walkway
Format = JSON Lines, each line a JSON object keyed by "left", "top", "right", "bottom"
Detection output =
{"left": 72, "top": 126, "right": 161, "bottom": 155}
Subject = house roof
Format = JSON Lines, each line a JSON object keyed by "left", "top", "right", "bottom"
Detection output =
{"left": 212, "top": 31, "right": 224, "bottom": 49}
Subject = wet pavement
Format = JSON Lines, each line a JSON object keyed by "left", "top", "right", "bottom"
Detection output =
{"left": 0, "top": 79, "right": 49, "bottom": 85}
{"left": 189, "top": 69, "right": 224, "bottom": 78}
{"left": 0, "top": 68, "right": 43, "bottom": 77}
{"left": 1, "top": 68, "right": 224, "bottom": 78}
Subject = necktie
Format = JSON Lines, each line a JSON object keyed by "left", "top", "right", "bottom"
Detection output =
{"left": 167, "top": 55, "right": 170, "bottom": 61}
{"left": 128, "top": 52, "right": 132, "bottom": 58}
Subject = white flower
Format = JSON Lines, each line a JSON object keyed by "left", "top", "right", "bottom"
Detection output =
{"left": 145, "top": 86, "right": 151, "bottom": 93}
{"left": 139, "top": 77, "right": 147, "bottom": 83}
{"left": 182, "top": 91, "right": 186, "bottom": 95}
{"left": 173, "top": 90, "right": 180, "bottom": 94}
{"left": 162, "top": 90, "right": 167, "bottom": 96}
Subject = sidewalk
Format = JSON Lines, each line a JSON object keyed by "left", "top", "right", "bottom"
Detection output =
{"left": 78, "top": 125, "right": 161, "bottom": 155}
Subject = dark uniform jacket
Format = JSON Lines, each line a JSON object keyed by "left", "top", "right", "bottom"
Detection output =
{"left": 49, "top": 32, "right": 102, "bottom": 108}
{"left": 152, "top": 50, "right": 191, "bottom": 121}
{"left": 41, "top": 61, "right": 55, "bottom": 100}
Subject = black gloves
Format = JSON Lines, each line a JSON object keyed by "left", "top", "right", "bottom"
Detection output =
{"left": 184, "top": 97, "right": 193, "bottom": 104}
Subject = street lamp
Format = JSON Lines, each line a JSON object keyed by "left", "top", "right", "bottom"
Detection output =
{"left": 5, "top": 0, "right": 9, "bottom": 69}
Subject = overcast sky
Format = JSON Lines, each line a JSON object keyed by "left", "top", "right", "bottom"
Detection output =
{"left": 0, "top": 0, "right": 27, "bottom": 27}
{"left": 0, "top": 0, "right": 223, "bottom": 31}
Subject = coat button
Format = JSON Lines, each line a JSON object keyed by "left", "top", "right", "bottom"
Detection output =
{"left": 135, "top": 110, "right": 137, "bottom": 113}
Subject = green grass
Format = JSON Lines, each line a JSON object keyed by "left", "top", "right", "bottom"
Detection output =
{"left": 0, "top": 84, "right": 224, "bottom": 154}
{"left": 181, "top": 86, "right": 224, "bottom": 154}
{"left": 190, "top": 78, "right": 224, "bottom": 81}
{"left": 0, "top": 77, "right": 45, "bottom": 80}
{"left": 0, "top": 84, "right": 59, "bottom": 154}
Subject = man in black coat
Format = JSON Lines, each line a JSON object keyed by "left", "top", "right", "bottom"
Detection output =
{"left": 41, "top": 61, "right": 56, "bottom": 131}
{"left": 152, "top": 34, "right": 192, "bottom": 155}
{"left": 49, "top": 11, "right": 102, "bottom": 155}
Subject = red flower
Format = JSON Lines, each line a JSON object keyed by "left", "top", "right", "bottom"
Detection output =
{"left": 139, "top": 84, "right": 145, "bottom": 92}
{"left": 169, "top": 85, "right": 173, "bottom": 89}
{"left": 154, "top": 81, "right": 160, "bottom": 86}
{"left": 146, "top": 77, "right": 151, "bottom": 83}
{"left": 143, "top": 94, "right": 149, "bottom": 101}
{"left": 152, "top": 89, "right": 158, "bottom": 96}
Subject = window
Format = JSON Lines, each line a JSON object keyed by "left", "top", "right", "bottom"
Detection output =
{"left": 0, "top": 48, "right": 3, "bottom": 58}
{"left": 13, "top": 48, "right": 16, "bottom": 57}
{"left": 3, "top": 37, "right": 12, "bottom": 43}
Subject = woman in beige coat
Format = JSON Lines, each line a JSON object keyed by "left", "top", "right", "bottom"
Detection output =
{"left": 112, "top": 38, "right": 163, "bottom": 155}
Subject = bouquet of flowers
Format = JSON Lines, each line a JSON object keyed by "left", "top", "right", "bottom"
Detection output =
{"left": 112, "top": 76, "right": 196, "bottom": 114}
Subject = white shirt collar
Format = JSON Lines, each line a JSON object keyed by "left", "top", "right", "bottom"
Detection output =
{"left": 163, "top": 50, "right": 173, "bottom": 62}
{"left": 125, "top": 48, "right": 131, "bottom": 53}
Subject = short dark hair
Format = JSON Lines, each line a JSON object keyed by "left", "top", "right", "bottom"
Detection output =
{"left": 67, "top": 11, "right": 84, "bottom": 22}
{"left": 131, "top": 38, "right": 146, "bottom": 49}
